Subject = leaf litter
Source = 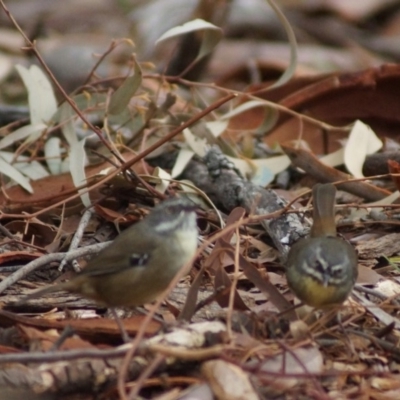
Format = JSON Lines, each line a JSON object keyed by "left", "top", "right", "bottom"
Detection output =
{"left": 0, "top": 0, "right": 400, "bottom": 399}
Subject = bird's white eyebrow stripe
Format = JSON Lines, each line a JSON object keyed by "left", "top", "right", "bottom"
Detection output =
{"left": 154, "top": 211, "right": 187, "bottom": 233}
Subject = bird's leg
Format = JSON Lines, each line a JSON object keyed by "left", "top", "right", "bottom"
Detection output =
{"left": 110, "top": 308, "right": 131, "bottom": 343}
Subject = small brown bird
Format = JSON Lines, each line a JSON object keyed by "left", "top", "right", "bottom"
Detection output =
{"left": 285, "top": 183, "right": 358, "bottom": 307}
{"left": 22, "top": 197, "right": 198, "bottom": 339}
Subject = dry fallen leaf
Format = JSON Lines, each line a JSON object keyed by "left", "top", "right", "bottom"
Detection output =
{"left": 254, "top": 345, "right": 324, "bottom": 390}
{"left": 202, "top": 359, "right": 259, "bottom": 400}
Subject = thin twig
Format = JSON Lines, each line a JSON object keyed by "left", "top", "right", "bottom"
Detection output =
{"left": 59, "top": 207, "right": 94, "bottom": 272}
{"left": 127, "top": 353, "right": 166, "bottom": 400}
{"left": 0, "top": 242, "right": 110, "bottom": 294}
{"left": 0, "top": 344, "right": 130, "bottom": 364}
{"left": 81, "top": 39, "right": 121, "bottom": 87}
{"left": 0, "top": 223, "right": 16, "bottom": 239}
{"left": 346, "top": 328, "right": 400, "bottom": 362}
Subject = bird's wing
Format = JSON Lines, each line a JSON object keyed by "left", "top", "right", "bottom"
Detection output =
{"left": 78, "top": 225, "right": 160, "bottom": 277}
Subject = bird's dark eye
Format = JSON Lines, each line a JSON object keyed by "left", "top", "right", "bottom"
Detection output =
{"left": 130, "top": 253, "right": 149, "bottom": 267}
{"left": 330, "top": 265, "right": 344, "bottom": 278}
{"left": 312, "top": 258, "right": 324, "bottom": 272}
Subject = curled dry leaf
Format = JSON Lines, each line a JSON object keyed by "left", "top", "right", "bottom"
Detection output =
{"left": 0, "top": 310, "right": 161, "bottom": 341}
{"left": 18, "top": 325, "right": 95, "bottom": 352}
{"left": 147, "top": 321, "right": 226, "bottom": 351}
{"left": 156, "top": 18, "right": 223, "bottom": 64}
{"left": 344, "top": 120, "right": 382, "bottom": 178}
{"left": 0, "top": 251, "right": 44, "bottom": 266}
{"left": 253, "top": 345, "right": 323, "bottom": 390}
{"left": 15, "top": 64, "right": 57, "bottom": 126}
{"left": 202, "top": 359, "right": 259, "bottom": 400}
{"left": 281, "top": 143, "right": 391, "bottom": 201}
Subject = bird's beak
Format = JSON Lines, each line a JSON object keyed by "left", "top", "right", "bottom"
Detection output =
{"left": 322, "top": 273, "right": 330, "bottom": 287}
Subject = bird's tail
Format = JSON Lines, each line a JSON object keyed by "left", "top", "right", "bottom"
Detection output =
{"left": 311, "top": 183, "right": 337, "bottom": 238}
{"left": 19, "top": 281, "right": 73, "bottom": 304}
